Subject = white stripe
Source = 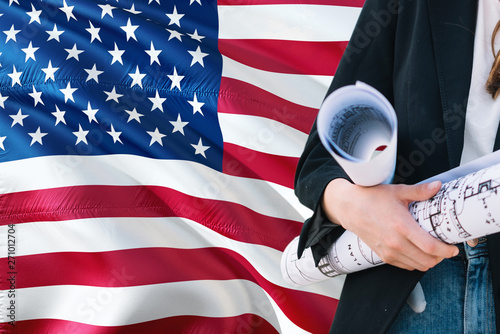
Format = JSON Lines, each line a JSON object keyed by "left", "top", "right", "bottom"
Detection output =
{"left": 222, "top": 55, "right": 332, "bottom": 109}
{"left": 0, "top": 217, "right": 343, "bottom": 299}
{"left": 0, "top": 155, "right": 312, "bottom": 221}
{"left": 219, "top": 113, "right": 308, "bottom": 157}
{"left": 218, "top": 5, "right": 361, "bottom": 42}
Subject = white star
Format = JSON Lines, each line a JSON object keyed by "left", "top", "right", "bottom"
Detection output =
{"left": 29, "top": 85, "right": 44, "bottom": 106}
{"left": 46, "top": 24, "right": 64, "bottom": 42}
{"left": 8, "top": 65, "right": 22, "bottom": 86}
{"left": 73, "top": 124, "right": 89, "bottom": 145}
{"left": 10, "top": 109, "right": 28, "bottom": 127}
{"left": 188, "top": 93, "right": 205, "bottom": 115}
{"left": 60, "top": 82, "right": 78, "bottom": 103}
{"left": 148, "top": 0, "right": 161, "bottom": 4}
{"left": 85, "top": 64, "right": 103, "bottom": 83}
{"left": 27, "top": 4, "right": 42, "bottom": 24}
{"left": 168, "top": 67, "right": 184, "bottom": 91}
{"left": 191, "top": 138, "right": 210, "bottom": 158}
{"left": 128, "top": 66, "right": 146, "bottom": 88}
{"left": 124, "top": 4, "right": 142, "bottom": 15}
{"left": 104, "top": 86, "right": 123, "bottom": 103}
{"left": 52, "top": 105, "right": 66, "bottom": 125}
{"left": 60, "top": 0, "right": 77, "bottom": 21}
{"left": 108, "top": 43, "right": 125, "bottom": 65}
{"left": 22, "top": 41, "right": 39, "bottom": 62}
{"left": 170, "top": 114, "right": 188, "bottom": 135}
{"left": 98, "top": 4, "right": 115, "bottom": 18}
{"left": 65, "top": 43, "right": 84, "bottom": 60}
{"left": 166, "top": 6, "right": 184, "bottom": 27}
{"left": 145, "top": 42, "right": 161, "bottom": 65}
{"left": 147, "top": 128, "right": 166, "bottom": 146}
{"left": 0, "top": 93, "right": 8, "bottom": 108}
{"left": 166, "top": 29, "right": 183, "bottom": 42}
{"left": 82, "top": 102, "right": 98, "bottom": 123}
{"left": 190, "top": 0, "right": 202, "bottom": 5}
{"left": 124, "top": 108, "right": 144, "bottom": 123}
{"left": 3, "top": 25, "right": 20, "bottom": 43}
{"left": 28, "top": 127, "right": 47, "bottom": 146}
{"left": 86, "top": 21, "right": 102, "bottom": 43}
{"left": 188, "top": 46, "right": 208, "bottom": 67}
{"left": 42, "top": 60, "right": 59, "bottom": 82}
{"left": 107, "top": 124, "right": 123, "bottom": 144}
{"left": 149, "top": 90, "right": 166, "bottom": 112}
{"left": 0, "top": 136, "right": 6, "bottom": 151}
{"left": 120, "top": 18, "right": 138, "bottom": 41}
{"left": 8, "top": 0, "right": 19, "bottom": 6}
{"left": 188, "top": 29, "right": 205, "bottom": 42}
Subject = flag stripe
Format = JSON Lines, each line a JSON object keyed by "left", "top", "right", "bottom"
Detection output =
{"left": 218, "top": 5, "right": 361, "bottom": 41}
{"left": 219, "top": 39, "right": 348, "bottom": 75}
{"left": 218, "top": 77, "right": 318, "bottom": 134}
{"left": 222, "top": 55, "right": 332, "bottom": 109}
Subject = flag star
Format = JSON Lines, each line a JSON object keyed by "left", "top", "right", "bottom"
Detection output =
{"left": 10, "top": 109, "right": 28, "bottom": 127}
{"left": 190, "top": 0, "right": 202, "bottom": 5}
{"left": 188, "top": 29, "right": 205, "bottom": 42}
{"left": 65, "top": 43, "right": 84, "bottom": 60}
{"left": 188, "top": 93, "right": 205, "bottom": 115}
{"left": 148, "top": 0, "right": 161, "bottom": 4}
{"left": 60, "top": 0, "right": 77, "bottom": 21}
{"left": 28, "top": 127, "right": 47, "bottom": 146}
{"left": 60, "top": 82, "right": 78, "bottom": 103}
{"left": 107, "top": 124, "right": 123, "bottom": 144}
{"left": 188, "top": 46, "right": 208, "bottom": 67}
{"left": 124, "top": 4, "right": 142, "bottom": 15}
{"left": 166, "top": 28, "right": 183, "bottom": 42}
{"left": 168, "top": 67, "right": 184, "bottom": 91}
{"left": 145, "top": 42, "right": 162, "bottom": 65}
{"left": 104, "top": 86, "right": 123, "bottom": 103}
{"left": 46, "top": 24, "right": 64, "bottom": 42}
{"left": 42, "top": 60, "right": 59, "bottom": 82}
{"left": 73, "top": 124, "right": 89, "bottom": 145}
{"left": 82, "top": 102, "right": 99, "bottom": 123}
{"left": 0, "top": 136, "right": 6, "bottom": 151}
{"left": 52, "top": 105, "right": 66, "bottom": 125}
{"left": 22, "top": 41, "right": 39, "bottom": 62}
{"left": 29, "top": 85, "right": 44, "bottom": 106}
{"left": 191, "top": 138, "right": 210, "bottom": 158}
{"left": 98, "top": 4, "right": 116, "bottom": 18}
{"left": 166, "top": 6, "right": 184, "bottom": 27}
{"left": 147, "top": 128, "right": 166, "bottom": 146}
{"left": 27, "top": 4, "right": 42, "bottom": 24}
{"left": 149, "top": 90, "right": 166, "bottom": 112}
{"left": 9, "top": 0, "right": 19, "bottom": 6}
{"left": 8, "top": 65, "right": 22, "bottom": 86}
{"left": 0, "top": 93, "right": 8, "bottom": 108}
{"left": 3, "top": 25, "right": 20, "bottom": 43}
{"left": 0, "top": 51, "right": 2, "bottom": 67}
{"left": 108, "top": 43, "right": 125, "bottom": 64}
{"left": 128, "top": 66, "right": 146, "bottom": 88}
{"left": 120, "top": 18, "right": 138, "bottom": 41}
{"left": 124, "top": 108, "right": 144, "bottom": 123}
{"left": 170, "top": 114, "right": 188, "bottom": 135}
{"left": 86, "top": 21, "right": 102, "bottom": 43}
{"left": 85, "top": 64, "right": 104, "bottom": 83}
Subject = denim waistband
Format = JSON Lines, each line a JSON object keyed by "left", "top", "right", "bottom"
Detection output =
{"left": 457, "top": 237, "right": 489, "bottom": 260}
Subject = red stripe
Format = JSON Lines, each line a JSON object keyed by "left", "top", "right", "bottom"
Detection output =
{"left": 223, "top": 143, "right": 298, "bottom": 188}
{"left": 6, "top": 247, "right": 337, "bottom": 333}
{"left": 218, "top": 0, "right": 364, "bottom": 7}
{"left": 219, "top": 77, "right": 318, "bottom": 134}
{"left": 0, "top": 185, "right": 302, "bottom": 251}
{"left": 219, "top": 39, "right": 347, "bottom": 76}
{"left": 7, "top": 315, "right": 279, "bottom": 334}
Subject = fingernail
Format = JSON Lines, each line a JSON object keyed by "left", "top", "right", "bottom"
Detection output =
{"left": 428, "top": 181, "right": 441, "bottom": 190}
{"left": 453, "top": 248, "right": 459, "bottom": 257}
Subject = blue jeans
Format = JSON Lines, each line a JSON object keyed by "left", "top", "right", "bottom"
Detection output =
{"left": 387, "top": 239, "right": 496, "bottom": 334}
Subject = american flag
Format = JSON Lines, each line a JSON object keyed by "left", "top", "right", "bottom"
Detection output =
{"left": 0, "top": 0, "right": 362, "bottom": 333}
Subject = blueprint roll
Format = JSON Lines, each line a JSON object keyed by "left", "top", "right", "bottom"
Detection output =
{"left": 282, "top": 161, "right": 500, "bottom": 286}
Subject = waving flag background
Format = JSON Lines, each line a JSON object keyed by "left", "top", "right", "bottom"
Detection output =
{"left": 0, "top": 0, "right": 362, "bottom": 333}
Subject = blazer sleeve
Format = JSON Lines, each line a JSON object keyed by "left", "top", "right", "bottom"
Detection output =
{"left": 295, "top": 0, "right": 399, "bottom": 261}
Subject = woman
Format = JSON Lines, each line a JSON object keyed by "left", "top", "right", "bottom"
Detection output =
{"left": 295, "top": 0, "right": 500, "bottom": 332}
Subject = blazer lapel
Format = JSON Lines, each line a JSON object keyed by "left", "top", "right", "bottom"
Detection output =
{"left": 427, "top": 0, "right": 477, "bottom": 169}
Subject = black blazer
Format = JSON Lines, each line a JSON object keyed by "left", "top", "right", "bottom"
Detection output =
{"left": 294, "top": 0, "right": 500, "bottom": 332}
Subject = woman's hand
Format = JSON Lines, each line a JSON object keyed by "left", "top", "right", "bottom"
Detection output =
{"left": 322, "top": 179, "right": 459, "bottom": 272}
